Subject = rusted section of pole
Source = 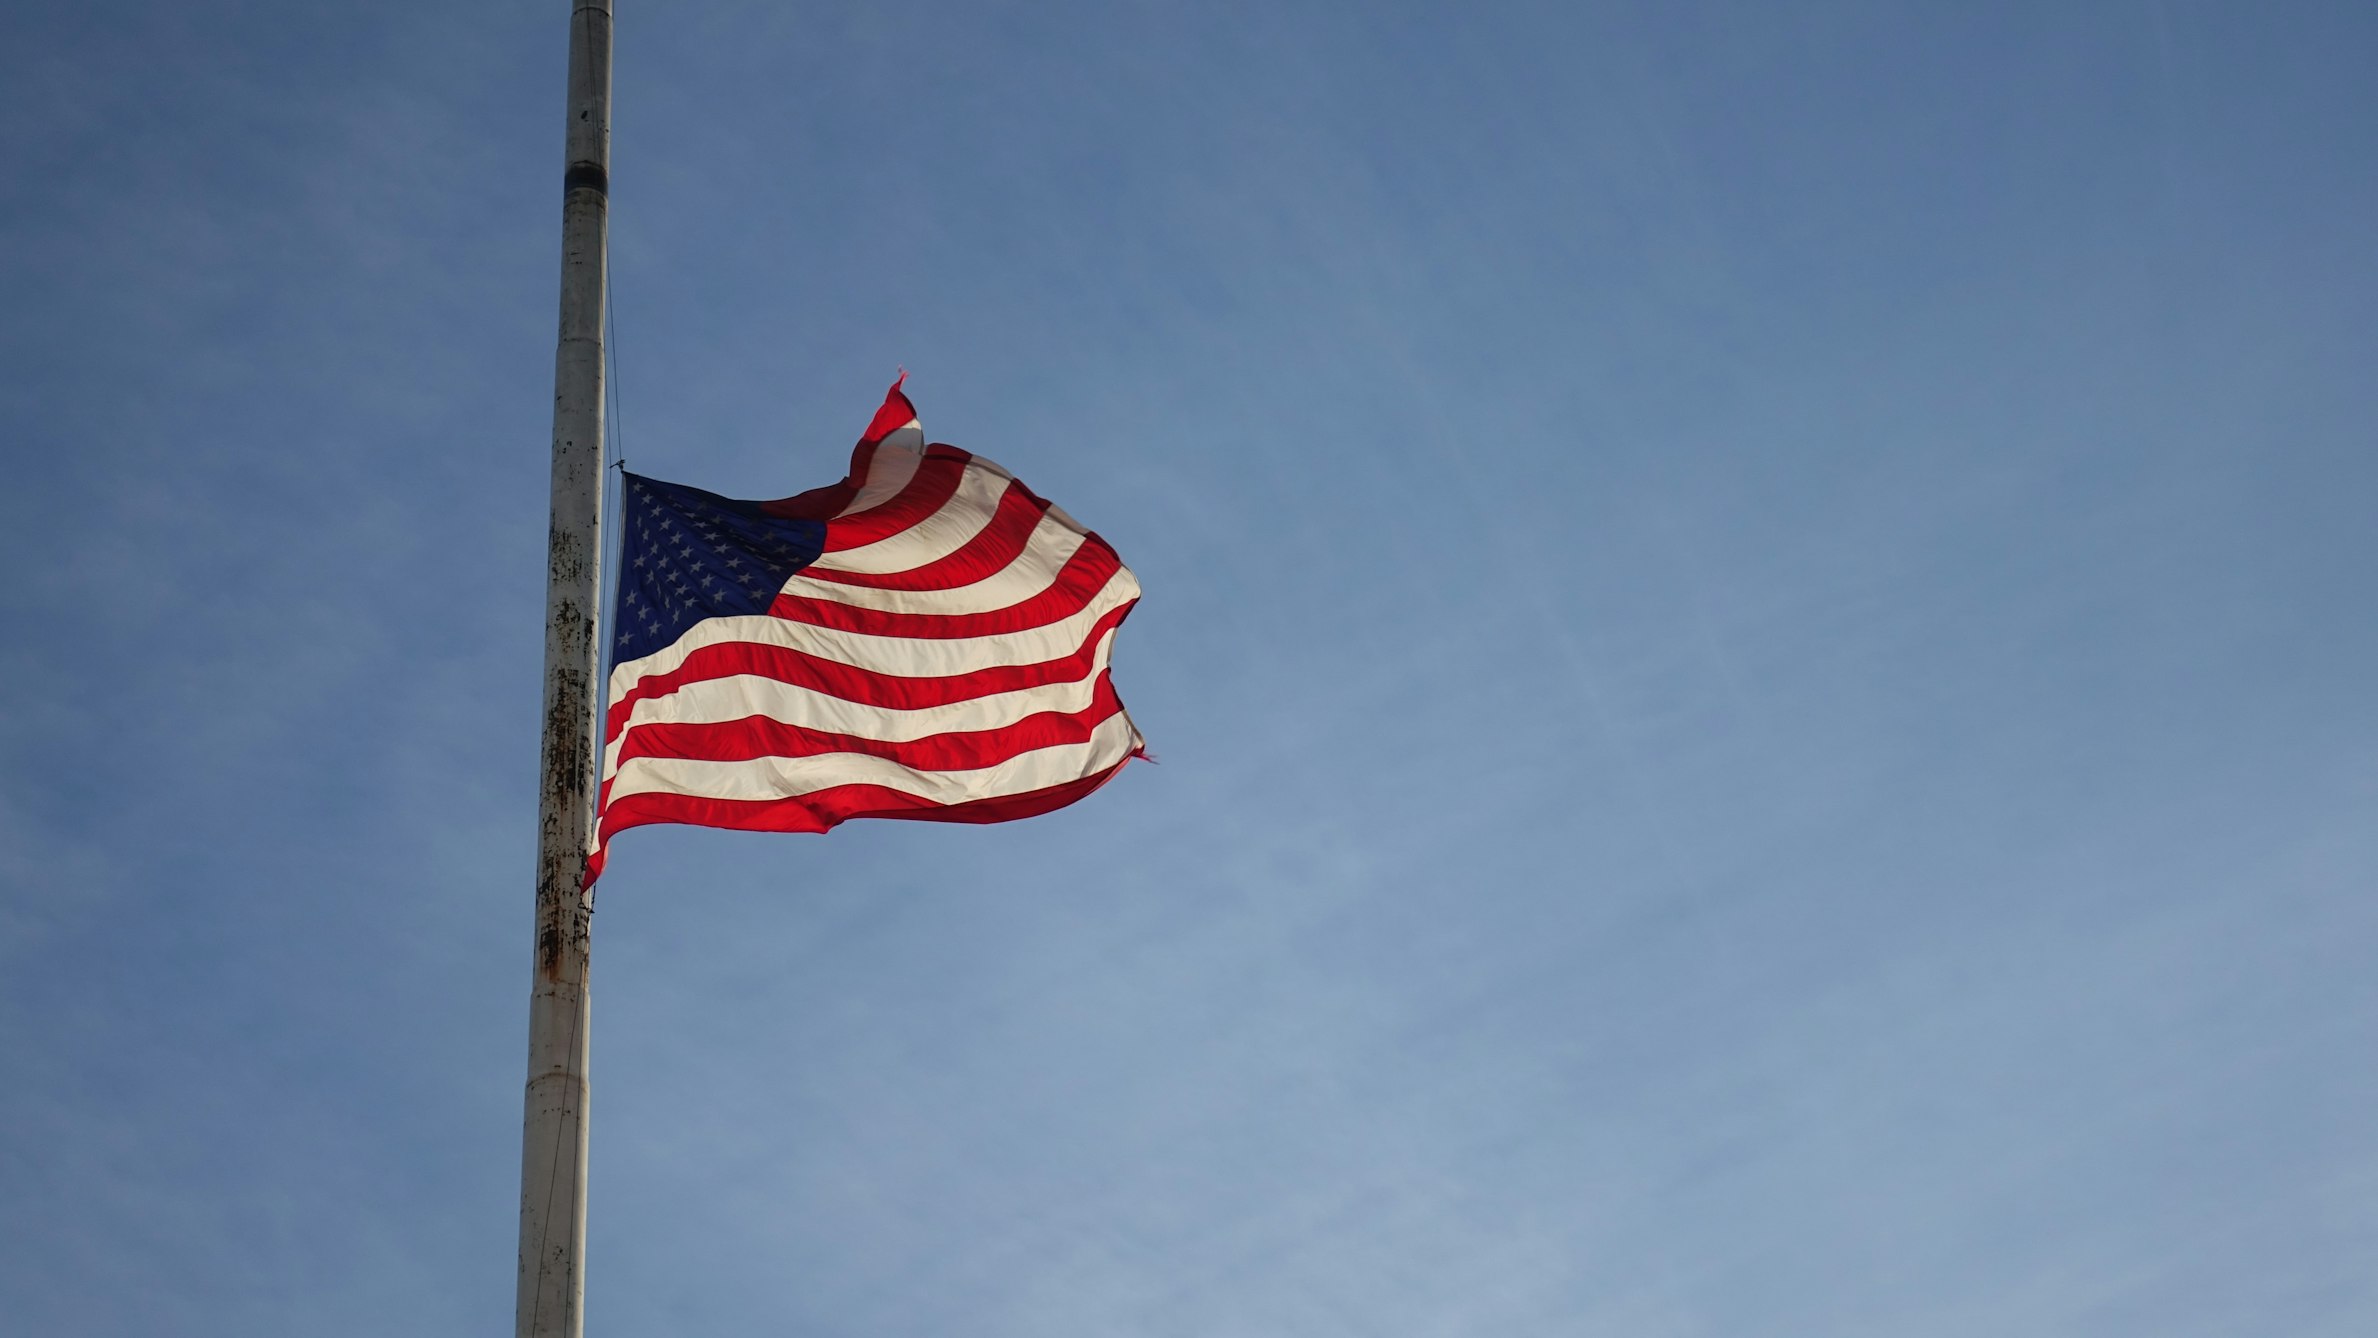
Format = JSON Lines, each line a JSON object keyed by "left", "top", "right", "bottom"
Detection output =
{"left": 519, "top": 3, "right": 609, "bottom": 1337}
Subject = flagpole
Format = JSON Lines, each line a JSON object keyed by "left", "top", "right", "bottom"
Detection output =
{"left": 519, "top": 3, "right": 610, "bottom": 1336}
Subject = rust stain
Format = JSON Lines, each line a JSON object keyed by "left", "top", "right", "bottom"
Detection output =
{"left": 534, "top": 517, "right": 600, "bottom": 982}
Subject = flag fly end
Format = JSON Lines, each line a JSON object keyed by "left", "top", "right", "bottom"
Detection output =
{"left": 862, "top": 371, "right": 919, "bottom": 447}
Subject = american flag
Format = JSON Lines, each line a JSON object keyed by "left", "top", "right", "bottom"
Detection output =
{"left": 588, "top": 377, "right": 1145, "bottom": 884}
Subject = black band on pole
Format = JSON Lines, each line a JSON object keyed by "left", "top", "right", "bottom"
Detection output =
{"left": 564, "top": 162, "right": 609, "bottom": 196}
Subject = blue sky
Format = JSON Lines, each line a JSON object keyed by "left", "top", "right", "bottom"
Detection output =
{"left": 4, "top": 2, "right": 2375, "bottom": 1333}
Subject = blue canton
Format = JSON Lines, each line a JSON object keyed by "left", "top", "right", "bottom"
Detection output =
{"left": 612, "top": 472, "right": 828, "bottom": 666}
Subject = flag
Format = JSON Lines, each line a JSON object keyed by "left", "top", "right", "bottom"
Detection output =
{"left": 587, "top": 376, "right": 1145, "bottom": 884}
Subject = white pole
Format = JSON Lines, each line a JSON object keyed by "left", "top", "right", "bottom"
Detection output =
{"left": 519, "top": 3, "right": 610, "bottom": 1336}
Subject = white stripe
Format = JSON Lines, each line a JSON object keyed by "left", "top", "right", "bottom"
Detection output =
{"left": 836, "top": 424, "right": 925, "bottom": 516}
{"left": 601, "top": 630, "right": 1121, "bottom": 782}
{"left": 606, "top": 565, "right": 1141, "bottom": 702}
{"left": 776, "top": 514, "right": 1090, "bottom": 615}
{"left": 814, "top": 455, "right": 1014, "bottom": 574}
{"left": 606, "top": 709, "right": 1142, "bottom": 805}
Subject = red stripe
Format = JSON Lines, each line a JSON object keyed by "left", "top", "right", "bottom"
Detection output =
{"left": 858, "top": 372, "right": 918, "bottom": 446}
{"left": 754, "top": 375, "right": 924, "bottom": 522}
{"left": 609, "top": 673, "right": 1125, "bottom": 776}
{"left": 768, "top": 540, "right": 1122, "bottom": 640}
{"left": 815, "top": 446, "right": 972, "bottom": 552}
{"left": 603, "top": 599, "right": 1137, "bottom": 743}
{"left": 583, "top": 756, "right": 1140, "bottom": 886}
{"left": 606, "top": 754, "right": 1138, "bottom": 837}
{"left": 802, "top": 478, "right": 1054, "bottom": 591}
{"left": 758, "top": 440, "right": 867, "bottom": 521}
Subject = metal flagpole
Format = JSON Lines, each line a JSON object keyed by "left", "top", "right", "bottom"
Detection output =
{"left": 519, "top": 3, "right": 610, "bottom": 1336}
